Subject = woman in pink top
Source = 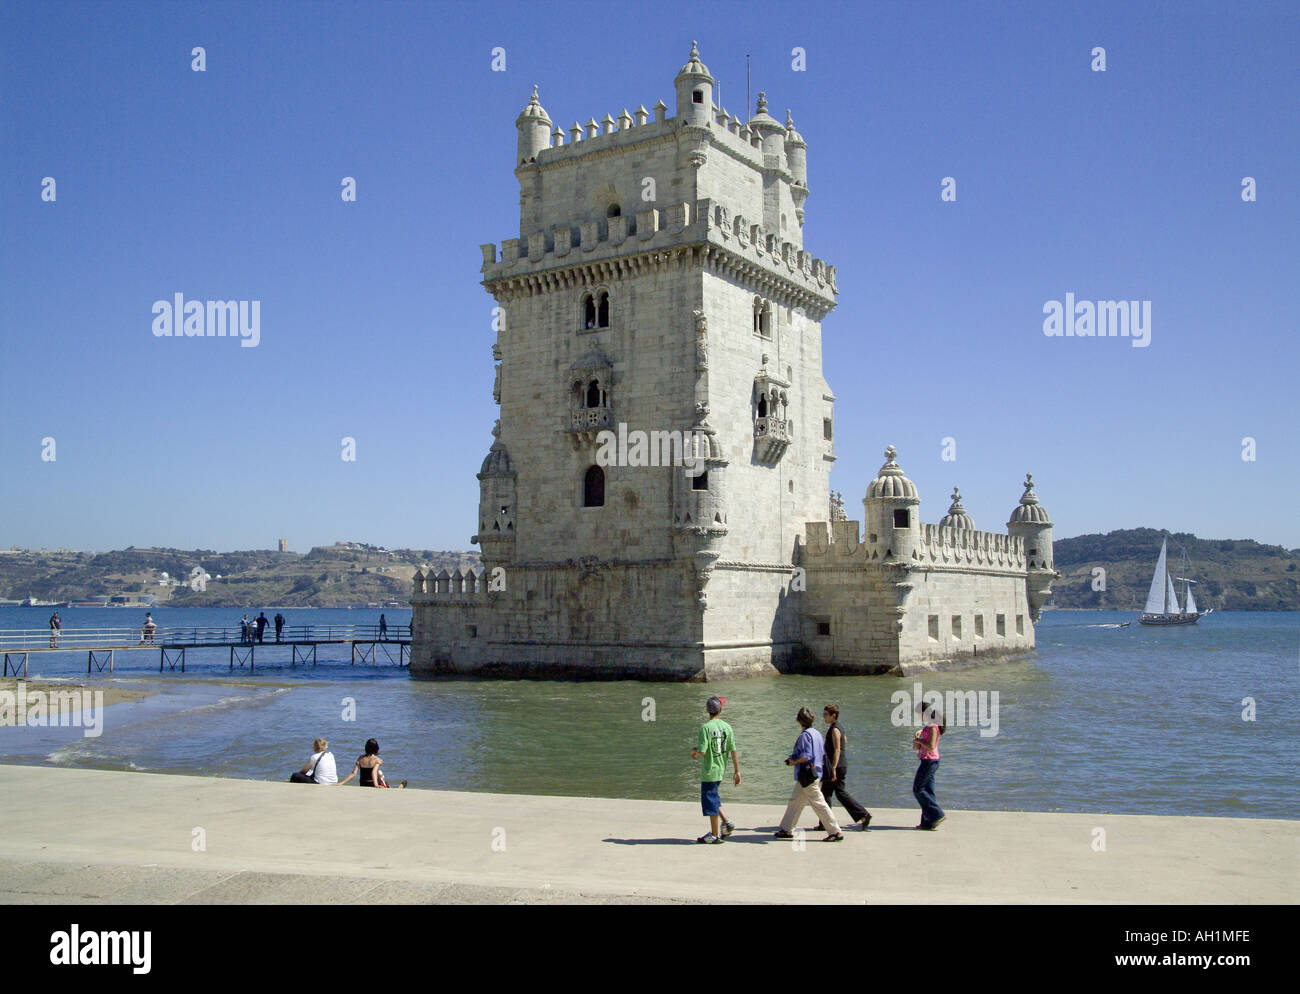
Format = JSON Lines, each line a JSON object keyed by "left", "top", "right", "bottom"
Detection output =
{"left": 911, "top": 701, "right": 946, "bottom": 829}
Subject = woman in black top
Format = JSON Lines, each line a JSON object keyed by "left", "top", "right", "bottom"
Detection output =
{"left": 815, "top": 704, "right": 872, "bottom": 830}
{"left": 338, "top": 738, "right": 408, "bottom": 788}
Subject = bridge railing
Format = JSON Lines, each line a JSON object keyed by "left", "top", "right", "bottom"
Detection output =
{"left": 0, "top": 623, "right": 412, "bottom": 651}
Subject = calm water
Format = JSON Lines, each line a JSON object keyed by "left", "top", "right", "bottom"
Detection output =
{"left": 1, "top": 608, "right": 1296, "bottom": 819}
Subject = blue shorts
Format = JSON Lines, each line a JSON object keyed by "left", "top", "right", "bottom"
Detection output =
{"left": 700, "top": 781, "right": 722, "bottom": 816}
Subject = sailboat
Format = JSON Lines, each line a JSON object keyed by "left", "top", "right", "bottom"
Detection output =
{"left": 1138, "top": 538, "right": 1212, "bottom": 626}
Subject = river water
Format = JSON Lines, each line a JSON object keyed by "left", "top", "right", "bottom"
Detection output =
{"left": 1, "top": 607, "right": 1295, "bottom": 819}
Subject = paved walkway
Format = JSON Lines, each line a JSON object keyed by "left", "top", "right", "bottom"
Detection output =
{"left": 0, "top": 765, "right": 1294, "bottom": 904}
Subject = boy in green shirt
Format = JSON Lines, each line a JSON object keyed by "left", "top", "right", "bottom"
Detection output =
{"left": 691, "top": 695, "right": 741, "bottom": 844}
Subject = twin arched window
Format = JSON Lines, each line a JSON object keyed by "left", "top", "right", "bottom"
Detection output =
{"left": 582, "top": 290, "right": 611, "bottom": 331}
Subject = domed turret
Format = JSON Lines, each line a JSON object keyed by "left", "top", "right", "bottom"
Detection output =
{"left": 784, "top": 109, "right": 807, "bottom": 185}
{"left": 475, "top": 421, "right": 517, "bottom": 561}
{"left": 939, "top": 487, "right": 975, "bottom": 531}
{"left": 515, "top": 85, "right": 552, "bottom": 167}
{"left": 674, "top": 41, "right": 714, "bottom": 127}
{"left": 863, "top": 445, "right": 921, "bottom": 561}
{"left": 1007, "top": 473, "right": 1056, "bottom": 620}
{"left": 747, "top": 91, "right": 785, "bottom": 157}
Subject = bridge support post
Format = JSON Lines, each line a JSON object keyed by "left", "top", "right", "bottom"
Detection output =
{"left": 161, "top": 647, "right": 186, "bottom": 672}
{"left": 3, "top": 652, "right": 28, "bottom": 678}
{"left": 88, "top": 650, "right": 113, "bottom": 674}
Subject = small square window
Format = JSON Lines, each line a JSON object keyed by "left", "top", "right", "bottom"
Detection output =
{"left": 1016, "top": 614, "right": 1025, "bottom": 636}
{"left": 816, "top": 621, "right": 831, "bottom": 637}
{"left": 692, "top": 471, "right": 709, "bottom": 491}
{"left": 951, "top": 615, "right": 962, "bottom": 639}
{"left": 893, "top": 509, "right": 910, "bottom": 529}
{"left": 467, "top": 625, "right": 478, "bottom": 638}
{"left": 823, "top": 419, "right": 833, "bottom": 441}
{"left": 996, "top": 613, "right": 1006, "bottom": 636}
{"left": 974, "top": 615, "right": 984, "bottom": 638}
{"left": 927, "top": 615, "right": 939, "bottom": 641}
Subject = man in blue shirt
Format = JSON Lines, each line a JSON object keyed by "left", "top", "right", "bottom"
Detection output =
{"left": 774, "top": 706, "right": 843, "bottom": 841}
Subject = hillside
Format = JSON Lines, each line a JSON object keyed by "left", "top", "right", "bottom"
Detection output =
{"left": 0, "top": 543, "right": 481, "bottom": 609}
{"left": 1050, "top": 528, "right": 1299, "bottom": 611}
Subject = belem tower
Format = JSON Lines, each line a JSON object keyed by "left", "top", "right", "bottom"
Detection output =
{"left": 410, "top": 44, "right": 1058, "bottom": 680}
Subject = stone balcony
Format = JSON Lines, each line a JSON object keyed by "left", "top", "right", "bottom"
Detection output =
{"left": 753, "top": 415, "right": 792, "bottom": 464}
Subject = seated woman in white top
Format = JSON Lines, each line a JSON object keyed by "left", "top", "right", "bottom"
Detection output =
{"left": 290, "top": 737, "right": 337, "bottom": 784}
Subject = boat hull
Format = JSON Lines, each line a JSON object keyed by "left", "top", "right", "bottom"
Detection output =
{"left": 1139, "top": 613, "right": 1202, "bottom": 626}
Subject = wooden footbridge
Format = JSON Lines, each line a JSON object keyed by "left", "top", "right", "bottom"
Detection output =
{"left": 0, "top": 624, "right": 411, "bottom": 676}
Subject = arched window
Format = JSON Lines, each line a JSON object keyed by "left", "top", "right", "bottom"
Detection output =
{"left": 693, "top": 89, "right": 704, "bottom": 104}
{"left": 753, "top": 297, "right": 763, "bottom": 334}
{"left": 582, "top": 293, "right": 596, "bottom": 330}
{"left": 606, "top": 204, "right": 621, "bottom": 218}
{"left": 586, "top": 379, "right": 602, "bottom": 409}
{"left": 583, "top": 466, "right": 605, "bottom": 507}
{"left": 757, "top": 394, "right": 768, "bottom": 418}
{"left": 597, "top": 290, "right": 610, "bottom": 328}
{"left": 760, "top": 302, "right": 772, "bottom": 338}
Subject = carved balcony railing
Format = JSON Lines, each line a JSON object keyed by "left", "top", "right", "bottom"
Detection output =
{"left": 568, "top": 405, "right": 614, "bottom": 446}
{"left": 754, "top": 415, "right": 792, "bottom": 464}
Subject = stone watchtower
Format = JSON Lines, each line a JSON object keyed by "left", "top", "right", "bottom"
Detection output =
{"left": 411, "top": 44, "right": 840, "bottom": 679}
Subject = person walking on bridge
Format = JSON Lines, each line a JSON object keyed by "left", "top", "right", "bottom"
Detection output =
{"left": 49, "top": 611, "right": 61, "bottom": 648}
{"left": 274, "top": 612, "right": 285, "bottom": 642}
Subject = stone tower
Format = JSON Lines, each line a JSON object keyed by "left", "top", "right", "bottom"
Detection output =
{"left": 413, "top": 44, "right": 839, "bottom": 679}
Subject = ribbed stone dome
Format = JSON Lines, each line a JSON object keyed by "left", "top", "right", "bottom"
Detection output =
{"left": 1009, "top": 473, "right": 1051, "bottom": 524}
{"left": 515, "top": 85, "right": 551, "bottom": 125}
{"left": 676, "top": 40, "right": 712, "bottom": 81}
{"left": 939, "top": 487, "right": 975, "bottom": 530}
{"left": 867, "top": 445, "right": 919, "bottom": 501}
{"left": 478, "top": 421, "right": 515, "bottom": 478}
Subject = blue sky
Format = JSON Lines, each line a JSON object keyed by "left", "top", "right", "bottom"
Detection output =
{"left": 2, "top": 0, "right": 1297, "bottom": 552}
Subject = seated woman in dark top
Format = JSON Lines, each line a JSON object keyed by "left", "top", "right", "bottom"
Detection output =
{"left": 337, "top": 738, "right": 407, "bottom": 788}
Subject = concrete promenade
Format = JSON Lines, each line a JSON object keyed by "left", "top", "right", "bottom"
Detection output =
{"left": 0, "top": 765, "right": 1294, "bottom": 904}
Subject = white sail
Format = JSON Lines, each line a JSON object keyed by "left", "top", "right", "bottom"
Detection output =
{"left": 1185, "top": 585, "right": 1198, "bottom": 615}
{"left": 1166, "top": 574, "right": 1179, "bottom": 614}
{"left": 1144, "top": 540, "right": 1169, "bottom": 614}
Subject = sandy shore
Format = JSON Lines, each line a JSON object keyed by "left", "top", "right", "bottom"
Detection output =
{"left": 0, "top": 678, "right": 150, "bottom": 722}
{"left": 1, "top": 764, "right": 1295, "bottom": 905}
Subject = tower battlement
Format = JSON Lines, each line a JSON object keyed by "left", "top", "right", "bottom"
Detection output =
{"left": 799, "top": 520, "right": 1026, "bottom": 573}
{"left": 481, "top": 196, "right": 836, "bottom": 316}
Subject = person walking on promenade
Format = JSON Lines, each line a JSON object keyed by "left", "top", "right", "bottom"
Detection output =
{"left": 912, "top": 700, "right": 946, "bottom": 830}
{"left": 337, "top": 738, "right": 408, "bottom": 788}
{"left": 290, "top": 737, "right": 338, "bottom": 784}
{"left": 690, "top": 695, "right": 740, "bottom": 844}
{"left": 48, "top": 611, "right": 61, "bottom": 648}
{"left": 775, "top": 706, "right": 843, "bottom": 842}
{"left": 378, "top": 614, "right": 388, "bottom": 640}
{"left": 274, "top": 612, "right": 285, "bottom": 642}
{"left": 813, "top": 704, "right": 871, "bottom": 831}
{"left": 256, "top": 612, "right": 269, "bottom": 644}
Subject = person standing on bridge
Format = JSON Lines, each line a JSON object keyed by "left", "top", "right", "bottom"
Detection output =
{"left": 49, "top": 611, "right": 61, "bottom": 648}
{"left": 256, "top": 612, "right": 269, "bottom": 643}
{"left": 274, "top": 612, "right": 285, "bottom": 642}
{"left": 141, "top": 612, "right": 157, "bottom": 645}
{"left": 379, "top": 614, "right": 388, "bottom": 641}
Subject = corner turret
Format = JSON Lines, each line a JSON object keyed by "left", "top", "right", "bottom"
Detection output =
{"left": 747, "top": 91, "right": 785, "bottom": 157}
{"left": 1007, "top": 473, "right": 1057, "bottom": 620}
{"left": 863, "top": 445, "right": 921, "bottom": 562}
{"left": 515, "top": 85, "right": 552, "bottom": 167}
{"left": 785, "top": 109, "right": 809, "bottom": 226}
{"left": 473, "top": 420, "right": 517, "bottom": 564}
{"left": 673, "top": 41, "right": 714, "bottom": 127}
